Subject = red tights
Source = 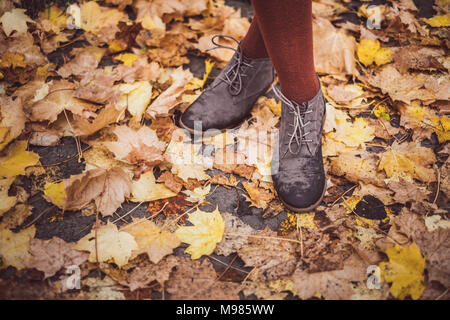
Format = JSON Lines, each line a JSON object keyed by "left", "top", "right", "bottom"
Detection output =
{"left": 240, "top": 0, "right": 319, "bottom": 104}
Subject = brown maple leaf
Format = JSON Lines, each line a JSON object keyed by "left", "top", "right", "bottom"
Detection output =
{"left": 103, "top": 125, "right": 166, "bottom": 165}
{"left": 147, "top": 193, "right": 190, "bottom": 220}
{"left": 238, "top": 227, "right": 298, "bottom": 281}
{"left": 73, "top": 103, "right": 125, "bottom": 137}
{"left": 156, "top": 171, "right": 183, "bottom": 193}
{"left": 30, "top": 80, "right": 99, "bottom": 123}
{"left": 64, "top": 167, "right": 132, "bottom": 216}
{"left": 291, "top": 253, "right": 368, "bottom": 300}
{"left": 165, "top": 257, "right": 242, "bottom": 300}
{"left": 28, "top": 237, "right": 88, "bottom": 278}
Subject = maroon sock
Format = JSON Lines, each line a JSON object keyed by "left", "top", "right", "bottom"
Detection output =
{"left": 250, "top": 0, "right": 319, "bottom": 103}
{"left": 240, "top": 15, "right": 269, "bottom": 59}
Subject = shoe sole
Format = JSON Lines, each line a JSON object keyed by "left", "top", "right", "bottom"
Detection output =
{"left": 179, "top": 116, "right": 242, "bottom": 136}
{"left": 278, "top": 179, "right": 327, "bottom": 213}
{"left": 278, "top": 103, "right": 328, "bottom": 213}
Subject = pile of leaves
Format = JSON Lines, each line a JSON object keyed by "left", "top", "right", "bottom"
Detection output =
{"left": 0, "top": 0, "right": 449, "bottom": 300}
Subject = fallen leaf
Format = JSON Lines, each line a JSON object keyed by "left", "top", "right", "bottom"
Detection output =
{"left": 182, "top": 184, "right": 211, "bottom": 203}
{"left": 43, "top": 181, "right": 66, "bottom": 208}
{"left": 0, "top": 8, "right": 34, "bottom": 36}
{"left": 313, "top": 17, "right": 357, "bottom": 75}
{"left": 103, "top": 125, "right": 166, "bottom": 165}
{"left": 424, "top": 215, "right": 450, "bottom": 232}
{"left": 64, "top": 167, "right": 132, "bottom": 216}
{"left": 378, "top": 141, "right": 436, "bottom": 183}
{"left": 117, "top": 81, "right": 152, "bottom": 123}
{"left": 74, "top": 221, "right": 137, "bottom": 267}
{"left": 242, "top": 181, "right": 274, "bottom": 210}
{"left": 0, "top": 225, "right": 35, "bottom": 270}
{"left": 124, "top": 218, "right": 180, "bottom": 263}
{"left": 79, "top": 1, "right": 125, "bottom": 35}
{"left": 0, "top": 177, "right": 16, "bottom": 215}
{"left": 122, "top": 255, "right": 178, "bottom": 291}
{"left": 130, "top": 170, "right": 177, "bottom": 202}
{"left": 31, "top": 80, "right": 98, "bottom": 123}
{"left": 0, "top": 96, "right": 25, "bottom": 151}
{"left": 57, "top": 47, "right": 105, "bottom": 78}
{"left": 357, "top": 38, "right": 394, "bottom": 66}
{"left": 165, "top": 257, "right": 241, "bottom": 300}
{"left": 73, "top": 103, "right": 126, "bottom": 136}
{"left": 238, "top": 227, "right": 298, "bottom": 281}
{"left": 291, "top": 253, "right": 367, "bottom": 299}
{"left": 379, "top": 243, "right": 425, "bottom": 300}
{"left": 28, "top": 237, "right": 88, "bottom": 278}
{"left": 146, "top": 72, "right": 192, "bottom": 117}
{"left": 215, "top": 212, "right": 255, "bottom": 256}
{"left": 156, "top": 171, "right": 183, "bottom": 193}
{"left": 175, "top": 207, "right": 225, "bottom": 259}
{"left": 0, "top": 140, "right": 40, "bottom": 178}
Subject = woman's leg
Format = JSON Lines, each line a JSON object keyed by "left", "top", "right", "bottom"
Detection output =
{"left": 240, "top": 15, "right": 269, "bottom": 59}
{"left": 250, "top": 0, "right": 319, "bottom": 104}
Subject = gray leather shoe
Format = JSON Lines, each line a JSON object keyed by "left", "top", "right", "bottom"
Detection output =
{"left": 180, "top": 35, "right": 274, "bottom": 133}
{"left": 271, "top": 74, "right": 327, "bottom": 212}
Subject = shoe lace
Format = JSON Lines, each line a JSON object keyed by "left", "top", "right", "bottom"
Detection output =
{"left": 207, "top": 34, "right": 254, "bottom": 96}
{"left": 272, "top": 84, "right": 313, "bottom": 155}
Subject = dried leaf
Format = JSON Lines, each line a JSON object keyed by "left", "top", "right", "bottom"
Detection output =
{"left": 64, "top": 167, "right": 132, "bottom": 216}
{"left": 124, "top": 218, "right": 180, "bottom": 263}
{"left": 130, "top": 170, "right": 176, "bottom": 202}
{"left": 74, "top": 221, "right": 137, "bottom": 267}
{"left": 103, "top": 125, "right": 166, "bottom": 165}
{"left": 28, "top": 237, "right": 88, "bottom": 278}
{"left": 0, "top": 141, "right": 40, "bottom": 178}
{"left": 0, "top": 225, "right": 35, "bottom": 270}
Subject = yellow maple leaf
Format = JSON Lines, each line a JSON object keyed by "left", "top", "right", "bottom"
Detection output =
{"left": 432, "top": 116, "right": 450, "bottom": 143}
{"left": 80, "top": 1, "right": 125, "bottom": 34}
{"left": 117, "top": 81, "right": 152, "bottom": 123}
{"left": 0, "top": 141, "right": 40, "bottom": 178}
{"left": 108, "top": 40, "right": 127, "bottom": 53}
{"left": 330, "top": 117, "right": 375, "bottom": 148}
{"left": 0, "top": 8, "right": 34, "bottom": 36}
{"left": 140, "top": 15, "right": 165, "bottom": 32}
{"left": 378, "top": 141, "right": 436, "bottom": 183}
{"left": 45, "top": 6, "right": 67, "bottom": 28}
{"left": 130, "top": 171, "right": 176, "bottom": 202}
{"left": 297, "top": 213, "right": 317, "bottom": 229}
{"left": 379, "top": 243, "right": 425, "bottom": 300}
{"left": 0, "top": 225, "right": 35, "bottom": 269}
{"left": 175, "top": 207, "right": 225, "bottom": 259}
{"left": 357, "top": 39, "right": 393, "bottom": 66}
{"left": 115, "top": 53, "right": 139, "bottom": 67}
{"left": 74, "top": 221, "right": 137, "bottom": 268}
{"left": 124, "top": 218, "right": 180, "bottom": 264}
{"left": 279, "top": 212, "right": 316, "bottom": 234}
{"left": 38, "top": 6, "right": 67, "bottom": 33}
{"left": 422, "top": 14, "right": 450, "bottom": 27}
{"left": 0, "top": 52, "right": 26, "bottom": 68}
{"left": 43, "top": 181, "right": 66, "bottom": 208}
{"left": 0, "top": 177, "right": 17, "bottom": 215}
{"left": 373, "top": 104, "right": 391, "bottom": 121}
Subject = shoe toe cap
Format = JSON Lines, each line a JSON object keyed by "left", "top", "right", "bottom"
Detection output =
{"left": 274, "top": 172, "right": 325, "bottom": 211}
{"left": 180, "top": 109, "right": 199, "bottom": 130}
